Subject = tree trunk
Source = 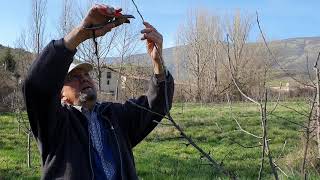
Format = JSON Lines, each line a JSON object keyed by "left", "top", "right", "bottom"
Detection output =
{"left": 316, "top": 68, "right": 320, "bottom": 158}
{"left": 27, "top": 132, "right": 31, "bottom": 168}
{"left": 196, "top": 52, "right": 201, "bottom": 102}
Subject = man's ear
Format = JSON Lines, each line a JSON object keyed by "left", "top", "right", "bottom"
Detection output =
{"left": 61, "top": 90, "right": 67, "bottom": 102}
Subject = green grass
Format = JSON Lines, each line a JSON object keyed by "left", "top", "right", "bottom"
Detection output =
{"left": 0, "top": 112, "right": 40, "bottom": 179}
{"left": 0, "top": 102, "right": 319, "bottom": 179}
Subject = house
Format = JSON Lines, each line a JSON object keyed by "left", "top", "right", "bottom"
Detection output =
{"left": 99, "top": 65, "right": 151, "bottom": 98}
{"left": 100, "top": 68, "right": 120, "bottom": 95}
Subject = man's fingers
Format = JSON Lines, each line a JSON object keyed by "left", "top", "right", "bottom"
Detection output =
{"left": 92, "top": 4, "right": 116, "bottom": 17}
{"left": 140, "top": 28, "right": 154, "bottom": 34}
{"left": 143, "top": 21, "right": 156, "bottom": 30}
{"left": 141, "top": 29, "right": 162, "bottom": 41}
{"left": 96, "top": 23, "right": 115, "bottom": 36}
{"left": 103, "top": 23, "right": 115, "bottom": 32}
{"left": 141, "top": 28, "right": 153, "bottom": 34}
{"left": 141, "top": 32, "right": 162, "bottom": 44}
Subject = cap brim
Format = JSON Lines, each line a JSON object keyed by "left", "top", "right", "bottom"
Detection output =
{"left": 68, "top": 62, "right": 93, "bottom": 74}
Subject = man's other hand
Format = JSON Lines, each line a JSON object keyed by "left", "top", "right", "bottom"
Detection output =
{"left": 141, "top": 22, "right": 164, "bottom": 75}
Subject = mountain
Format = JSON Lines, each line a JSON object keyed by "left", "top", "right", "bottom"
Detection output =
{"left": 103, "top": 46, "right": 177, "bottom": 74}
{"left": 268, "top": 37, "right": 320, "bottom": 71}
{"left": 2, "top": 36, "right": 320, "bottom": 80}
{"left": 104, "top": 36, "right": 320, "bottom": 78}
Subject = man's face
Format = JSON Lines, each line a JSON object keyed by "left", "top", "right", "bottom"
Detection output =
{"left": 61, "top": 68, "right": 97, "bottom": 105}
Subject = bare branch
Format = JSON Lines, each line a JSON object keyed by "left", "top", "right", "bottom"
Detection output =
{"left": 226, "top": 34, "right": 260, "bottom": 106}
{"left": 256, "top": 11, "right": 315, "bottom": 89}
{"left": 226, "top": 93, "right": 263, "bottom": 139}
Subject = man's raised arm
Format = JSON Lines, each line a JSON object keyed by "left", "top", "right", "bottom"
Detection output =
{"left": 23, "top": 4, "right": 121, "bottom": 140}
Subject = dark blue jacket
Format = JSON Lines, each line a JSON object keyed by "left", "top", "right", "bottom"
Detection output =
{"left": 23, "top": 39, "right": 174, "bottom": 180}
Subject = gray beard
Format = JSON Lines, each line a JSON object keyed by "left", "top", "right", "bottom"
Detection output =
{"left": 78, "top": 89, "right": 97, "bottom": 105}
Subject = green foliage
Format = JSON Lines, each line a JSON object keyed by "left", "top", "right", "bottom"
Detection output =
{"left": 1, "top": 48, "right": 16, "bottom": 73}
{"left": 0, "top": 102, "right": 319, "bottom": 179}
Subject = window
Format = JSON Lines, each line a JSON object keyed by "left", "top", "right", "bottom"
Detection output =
{"left": 107, "top": 80, "right": 110, "bottom": 85}
{"left": 107, "top": 72, "right": 111, "bottom": 79}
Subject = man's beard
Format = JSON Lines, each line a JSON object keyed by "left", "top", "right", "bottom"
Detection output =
{"left": 78, "top": 88, "right": 97, "bottom": 105}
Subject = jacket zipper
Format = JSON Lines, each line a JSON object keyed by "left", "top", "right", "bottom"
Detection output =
{"left": 105, "top": 116, "right": 125, "bottom": 180}
{"left": 88, "top": 126, "right": 95, "bottom": 180}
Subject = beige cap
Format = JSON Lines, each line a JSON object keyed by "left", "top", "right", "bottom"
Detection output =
{"left": 68, "top": 62, "right": 93, "bottom": 74}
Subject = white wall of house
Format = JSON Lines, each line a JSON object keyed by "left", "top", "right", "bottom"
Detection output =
{"left": 100, "top": 69, "right": 126, "bottom": 94}
{"left": 100, "top": 70, "right": 118, "bottom": 94}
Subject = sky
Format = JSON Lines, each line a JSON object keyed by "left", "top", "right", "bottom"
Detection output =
{"left": 0, "top": 0, "right": 319, "bottom": 50}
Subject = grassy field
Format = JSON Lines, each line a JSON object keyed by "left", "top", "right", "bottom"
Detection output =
{"left": 0, "top": 102, "right": 319, "bottom": 179}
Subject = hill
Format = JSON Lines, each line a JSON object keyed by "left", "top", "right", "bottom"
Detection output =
{"left": 269, "top": 37, "right": 320, "bottom": 71}
{"left": 1, "top": 36, "right": 320, "bottom": 84}
{"left": 103, "top": 36, "right": 320, "bottom": 80}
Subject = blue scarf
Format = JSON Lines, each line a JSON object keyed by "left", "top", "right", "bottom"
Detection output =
{"left": 80, "top": 104, "right": 116, "bottom": 180}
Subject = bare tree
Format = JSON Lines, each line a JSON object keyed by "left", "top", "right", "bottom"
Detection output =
{"left": 30, "top": 0, "right": 47, "bottom": 56}
{"left": 9, "top": 0, "right": 48, "bottom": 168}
{"left": 58, "top": 0, "right": 75, "bottom": 37}
{"left": 223, "top": 11, "right": 261, "bottom": 100}
{"left": 176, "top": 9, "right": 223, "bottom": 102}
{"left": 15, "top": 30, "right": 34, "bottom": 79}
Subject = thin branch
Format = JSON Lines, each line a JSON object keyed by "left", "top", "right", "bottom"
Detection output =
{"left": 269, "top": 113, "right": 307, "bottom": 129}
{"left": 152, "top": 120, "right": 175, "bottom": 126}
{"left": 302, "top": 94, "right": 316, "bottom": 176}
{"left": 268, "top": 83, "right": 282, "bottom": 114}
{"left": 256, "top": 11, "right": 315, "bottom": 89}
{"left": 277, "top": 140, "right": 287, "bottom": 160}
{"left": 226, "top": 93, "right": 263, "bottom": 139}
{"left": 226, "top": 34, "right": 260, "bottom": 106}
{"left": 306, "top": 54, "right": 316, "bottom": 87}
{"left": 127, "top": 100, "right": 237, "bottom": 179}
{"left": 264, "top": 90, "right": 279, "bottom": 180}
{"left": 273, "top": 162, "right": 288, "bottom": 178}
{"left": 277, "top": 104, "right": 309, "bottom": 118}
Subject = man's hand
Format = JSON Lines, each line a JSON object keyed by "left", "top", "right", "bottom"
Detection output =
{"left": 141, "top": 22, "right": 164, "bottom": 75}
{"left": 64, "top": 4, "right": 124, "bottom": 50}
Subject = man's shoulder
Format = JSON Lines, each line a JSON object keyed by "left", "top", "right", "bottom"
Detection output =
{"left": 97, "top": 101, "right": 113, "bottom": 113}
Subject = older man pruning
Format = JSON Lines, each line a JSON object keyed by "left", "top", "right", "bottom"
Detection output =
{"left": 23, "top": 4, "right": 174, "bottom": 180}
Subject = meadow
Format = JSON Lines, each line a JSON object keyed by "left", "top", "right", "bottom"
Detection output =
{"left": 0, "top": 102, "right": 319, "bottom": 179}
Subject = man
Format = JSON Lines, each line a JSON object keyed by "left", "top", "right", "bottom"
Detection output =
{"left": 23, "top": 4, "right": 174, "bottom": 180}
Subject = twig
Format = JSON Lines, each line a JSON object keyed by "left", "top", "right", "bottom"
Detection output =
{"left": 302, "top": 94, "right": 317, "bottom": 177}
{"left": 277, "top": 140, "right": 287, "bottom": 160}
{"left": 152, "top": 120, "right": 174, "bottom": 126}
{"left": 226, "top": 94, "right": 263, "bottom": 139}
{"left": 263, "top": 90, "right": 279, "bottom": 180}
{"left": 269, "top": 113, "right": 307, "bottom": 129}
{"left": 128, "top": 100, "right": 237, "bottom": 179}
{"left": 306, "top": 54, "right": 316, "bottom": 87}
{"left": 273, "top": 162, "right": 288, "bottom": 178}
{"left": 226, "top": 34, "right": 260, "bottom": 106}
{"left": 278, "top": 104, "right": 309, "bottom": 118}
{"left": 268, "top": 83, "right": 282, "bottom": 114}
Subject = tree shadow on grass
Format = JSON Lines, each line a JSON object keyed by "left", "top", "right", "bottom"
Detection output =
{"left": 0, "top": 169, "right": 40, "bottom": 180}
{"left": 135, "top": 153, "right": 228, "bottom": 180}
